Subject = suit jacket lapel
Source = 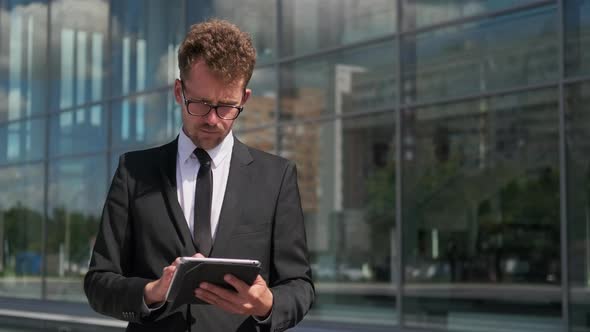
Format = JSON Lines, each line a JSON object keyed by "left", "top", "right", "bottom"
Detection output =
{"left": 159, "top": 137, "right": 195, "bottom": 249}
{"left": 210, "top": 137, "right": 253, "bottom": 257}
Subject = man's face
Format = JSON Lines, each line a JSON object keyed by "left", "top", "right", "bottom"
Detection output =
{"left": 174, "top": 60, "right": 251, "bottom": 150}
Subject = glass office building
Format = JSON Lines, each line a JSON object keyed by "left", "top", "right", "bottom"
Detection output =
{"left": 0, "top": 0, "right": 589, "bottom": 331}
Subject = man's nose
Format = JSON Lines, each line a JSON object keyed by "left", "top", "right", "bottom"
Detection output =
{"left": 204, "top": 107, "right": 220, "bottom": 124}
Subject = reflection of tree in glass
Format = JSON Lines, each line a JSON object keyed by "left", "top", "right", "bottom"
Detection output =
{"left": 366, "top": 162, "right": 395, "bottom": 281}
{"left": 49, "top": 207, "right": 99, "bottom": 274}
{"left": 2, "top": 203, "right": 42, "bottom": 276}
{"left": 478, "top": 167, "right": 560, "bottom": 283}
{"left": 1, "top": 205, "right": 98, "bottom": 277}
{"left": 4, "top": 203, "right": 43, "bottom": 252}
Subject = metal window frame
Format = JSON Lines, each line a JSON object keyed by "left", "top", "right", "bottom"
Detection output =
{"left": 0, "top": 0, "right": 587, "bottom": 330}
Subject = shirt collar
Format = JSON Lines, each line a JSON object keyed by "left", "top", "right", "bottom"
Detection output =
{"left": 178, "top": 128, "right": 234, "bottom": 168}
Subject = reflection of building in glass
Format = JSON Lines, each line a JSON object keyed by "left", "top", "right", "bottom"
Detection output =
{"left": 280, "top": 88, "right": 324, "bottom": 213}
{"left": 1, "top": 0, "right": 590, "bottom": 331}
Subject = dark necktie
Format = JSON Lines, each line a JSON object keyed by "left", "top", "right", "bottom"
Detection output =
{"left": 194, "top": 148, "right": 213, "bottom": 256}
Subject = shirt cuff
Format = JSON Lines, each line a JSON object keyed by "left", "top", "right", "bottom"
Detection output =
{"left": 252, "top": 307, "right": 273, "bottom": 324}
{"left": 141, "top": 296, "right": 165, "bottom": 315}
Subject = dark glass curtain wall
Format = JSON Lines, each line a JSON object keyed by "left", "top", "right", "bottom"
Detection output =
{"left": 1, "top": 1, "right": 590, "bottom": 332}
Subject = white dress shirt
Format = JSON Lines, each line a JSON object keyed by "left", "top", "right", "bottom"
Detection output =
{"left": 144, "top": 130, "right": 272, "bottom": 322}
{"left": 176, "top": 128, "right": 233, "bottom": 241}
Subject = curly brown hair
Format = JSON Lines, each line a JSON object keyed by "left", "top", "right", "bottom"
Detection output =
{"left": 178, "top": 19, "right": 256, "bottom": 87}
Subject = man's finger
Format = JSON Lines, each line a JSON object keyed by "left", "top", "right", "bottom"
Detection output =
{"left": 195, "top": 288, "right": 247, "bottom": 314}
{"left": 199, "top": 282, "right": 242, "bottom": 304}
{"left": 164, "top": 266, "right": 176, "bottom": 280}
{"left": 223, "top": 274, "right": 250, "bottom": 293}
{"left": 172, "top": 257, "right": 182, "bottom": 267}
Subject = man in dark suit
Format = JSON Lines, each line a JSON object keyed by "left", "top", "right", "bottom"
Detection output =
{"left": 84, "top": 19, "right": 314, "bottom": 332}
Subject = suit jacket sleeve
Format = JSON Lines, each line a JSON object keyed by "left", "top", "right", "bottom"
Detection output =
{"left": 84, "top": 154, "right": 152, "bottom": 323}
{"left": 266, "top": 161, "right": 315, "bottom": 331}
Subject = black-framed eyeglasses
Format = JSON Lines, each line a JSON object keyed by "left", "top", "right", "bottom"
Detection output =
{"left": 180, "top": 80, "right": 243, "bottom": 120}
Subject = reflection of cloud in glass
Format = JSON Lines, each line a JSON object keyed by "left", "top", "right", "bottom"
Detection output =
{"left": 0, "top": 165, "right": 44, "bottom": 213}
{"left": 0, "top": 0, "right": 108, "bottom": 76}
{"left": 51, "top": 0, "right": 108, "bottom": 31}
{"left": 155, "top": 45, "right": 180, "bottom": 87}
{"left": 0, "top": 2, "right": 48, "bottom": 77}
{"left": 0, "top": 89, "right": 28, "bottom": 118}
{"left": 249, "top": 69, "right": 276, "bottom": 98}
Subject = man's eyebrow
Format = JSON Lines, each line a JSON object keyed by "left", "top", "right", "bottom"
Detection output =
{"left": 217, "top": 98, "right": 241, "bottom": 105}
{"left": 185, "top": 93, "right": 240, "bottom": 105}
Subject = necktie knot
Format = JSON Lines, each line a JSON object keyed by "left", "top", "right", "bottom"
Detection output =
{"left": 194, "top": 148, "right": 212, "bottom": 168}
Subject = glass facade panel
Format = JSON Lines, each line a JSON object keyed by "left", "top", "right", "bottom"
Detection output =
{"left": 234, "top": 67, "right": 277, "bottom": 131}
{"left": 402, "top": 0, "right": 541, "bottom": 30}
{"left": 567, "top": 82, "right": 590, "bottom": 332}
{"left": 0, "top": 118, "right": 45, "bottom": 165}
{"left": 49, "top": 106, "right": 107, "bottom": 157}
{"left": 402, "top": 89, "right": 561, "bottom": 331}
{"left": 110, "top": 0, "right": 184, "bottom": 97}
{"left": 111, "top": 91, "right": 180, "bottom": 150}
{"left": 402, "top": 6, "right": 557, "bottom": 104}
{"left": 1, "top": 1, "right": 589, "bottom": 331}
{"left": 238, "top": 127, "right": 276, "bottom": 152}
{"left": 565, "top": 0, "right": 590, "bottom": 77}
{"left": 281, "top": 0, "right": 396, "bottom": 56}
{"left": 0, "top": 163, "right": 44, "bottom": 299}
{"left": 280, "top": 42, "right": 396, "bottom": 120}
{"left": 49, "top": 0, "right": 108, "bottom": 112}
{"left": 47, "top": 156, "right": 106, "bottom": 301}
{"left": 186, "top": 0, "right": 276, "bottom": 63}
{"left": 279, "top": 113, "right": 397, "bottom": 325}
{"left": 0, "top": 0, "right": 48, "bottom": 122}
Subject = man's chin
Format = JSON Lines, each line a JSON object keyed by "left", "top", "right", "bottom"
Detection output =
{"left": 196, "top": 134, "right": 223, "bottom": 150}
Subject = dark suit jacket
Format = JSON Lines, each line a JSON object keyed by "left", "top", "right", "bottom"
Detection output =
{"left": 84, "top": 137, "right": 314, "bottom": 332}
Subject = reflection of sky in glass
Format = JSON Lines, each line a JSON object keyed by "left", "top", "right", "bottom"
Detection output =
{"left": 0, "top": 118, "right": 44, "bottom": 164}
{"left": 407, "top": 0, "right": 540, "bottom": 29}
{"left": 60, "top": 29, "right": 74, "bottom": 109}
{"left": 0, "top": 163, "right": 44, "bottom": 213}
{"left": 282, "top": 0, "right": 396, "bottom": 56}
{"left": 112, "top": 91, "right": 180, "bottom": 149}
{"left": 50, "top": 107, "right": 106, "bottom": 157}
{"left": 249, "top": 68, "right": 276, "bottom": 98}
{"left": 49, "top": 156, "right": 106, "bottom": 217}
{"left": 58, "top": 28, "right": 105, "bottom": 110}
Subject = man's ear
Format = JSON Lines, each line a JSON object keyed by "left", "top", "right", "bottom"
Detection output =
{"left": 241, "top": 88, "right": 252, "bottom": 105}
{"left": 174, "top": 79, "right": 183, "bottom": 105}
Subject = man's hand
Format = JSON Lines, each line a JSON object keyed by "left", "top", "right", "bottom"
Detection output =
{"left": 195, "top": 274, "right": 273, "bottom": 319}
{"left": 144, "top": 253, "right": 205, "bottom": 306}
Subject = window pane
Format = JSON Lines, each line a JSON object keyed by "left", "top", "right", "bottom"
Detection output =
{"left": 279, "top": 113, "right": 397, "bottom": 325}
{"left": 110, "top": 0, "right": 184, "bottom": 97}
{"left": 403, "top": 6, "right": 557, "bottom": 104}
{"left": 567, "top": 81, "right": 590, "bottom": 332}
{"left": 0, "top": 0, "right": 48, "bottom": 122}
{"left": 0, "top": 163, "right": 44, "bottom": 299}
{"left": 186, "top": 0, "right": 276, "bottom": 64}
{"left": 49, "top": 106, "right": 106, "bottom": 157}
{"left": 49, "top": 0, "right": 108, "bottom": 111}
{"left": 280, "top": 42, "right": 396, "bottom": 120}
{"left": 402, "top": 89, "right": 561, "bottom": 330}
{"left": 234, "top": 67, "right": 276, "bottom": 131}
{"left": 0, "top": 119, "right": 45, "bottom": 165}
{"left": 111, "top": 91, "right": 180, "bottom": 150}
{"left": 402, "top": 0, "right": 541, "bottom": 30}
{"left": 281, "top": 0, "right": 396, "bottom": 57}
{"left": 237, "top": 127, "right": 276, "bottom": 153}
{"left": 565, "top": 0, "right": 590, "bottom": 77}
{"left": 47, "top": 156, "right": 107, "bottom": 301}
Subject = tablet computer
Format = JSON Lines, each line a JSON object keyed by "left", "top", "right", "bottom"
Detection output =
{"left": 165, "top": 257, "right": 261, "bottom": 309}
